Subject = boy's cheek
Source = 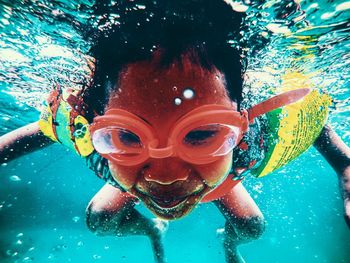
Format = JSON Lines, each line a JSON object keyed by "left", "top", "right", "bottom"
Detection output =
{"left": 194, "top": 153, "right": 233, "bottom": 187}
{"left": 108, "top": 162, "right": 140, "bottom": 190}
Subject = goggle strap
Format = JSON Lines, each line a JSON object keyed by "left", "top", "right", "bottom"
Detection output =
{"left": 247, "top": 88, "right": 310, "bottom": 122}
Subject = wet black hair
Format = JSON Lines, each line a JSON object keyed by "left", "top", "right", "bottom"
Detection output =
{"left": 83, "top": 0, "right": 245, "bottom": 118}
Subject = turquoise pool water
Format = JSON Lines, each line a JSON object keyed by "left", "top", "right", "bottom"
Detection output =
{"left": 1, "top": 1, "right": 350, "bottom": 262}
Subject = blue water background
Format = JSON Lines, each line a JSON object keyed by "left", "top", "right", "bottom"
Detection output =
{"left": 0, "top": 0, "right": 350, "bottom": 262}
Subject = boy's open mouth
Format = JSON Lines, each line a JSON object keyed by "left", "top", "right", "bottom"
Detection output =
{"left": 149, "top": 195, "right": 189, "bottom": 208}
{"left": 132, "top": 186, "right": 206, "bottom": 219}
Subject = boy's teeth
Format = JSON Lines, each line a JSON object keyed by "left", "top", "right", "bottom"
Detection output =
{"left": 151, "top": 196, "right": 187, "bottom": 208}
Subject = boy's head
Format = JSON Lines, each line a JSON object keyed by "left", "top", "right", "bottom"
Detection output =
{"left": 84, "top": 0, "right": 245, "bottom": 117}
{"left": 100, "top": 51, "right": 236, "bottom": 219}
{"left": 84, "top": 0, "right": 245, "bottom": 219}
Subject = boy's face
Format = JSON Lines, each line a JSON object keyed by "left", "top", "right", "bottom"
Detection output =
{"left": 106, "top": 54, "right": 236, "bottom": 219}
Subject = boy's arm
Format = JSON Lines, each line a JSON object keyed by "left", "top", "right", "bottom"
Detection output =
{"left": 0, "top": 121, "right": 53, "bottom": 163}
{"left": 314, "top": 125, "right": 350, "bottom": 227}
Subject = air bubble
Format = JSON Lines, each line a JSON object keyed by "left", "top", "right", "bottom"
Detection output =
{"left": 174, "top": 98, "right": 182, "bottom": 105}
{"left": 183, "top": 88, "right": 195, "bottom": 99}
{"left": 216, "top": 228, "right": 224, "bottom": 235}
{"left": 321, "top": 12, "right": 336, "bottom": 20}
{"left": 136, "top": 4, "right": 146, "bottom": 9}
{"left": 335, "top": 2, "right": 350, "bottom": 11}
{"left": 10, "top": 175, "right": 21, "bottom": 182}
{"left": 72, "top": 216, "right": 80, "bottom": 223}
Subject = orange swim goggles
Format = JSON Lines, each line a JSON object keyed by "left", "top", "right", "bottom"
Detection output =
{"left": 89, "top": 89, "right": 310, "bottom": 166}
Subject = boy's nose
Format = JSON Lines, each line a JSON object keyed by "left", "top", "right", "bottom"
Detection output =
{"left": 142, "top": 158, "right": 191, "bottom": 185}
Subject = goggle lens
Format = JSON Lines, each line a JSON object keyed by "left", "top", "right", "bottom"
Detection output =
{"left": 180, "top": 124, "right": 239, "bottom": 158}
{"left": 92, "top": 127, "right": 144, "bottom": 154}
